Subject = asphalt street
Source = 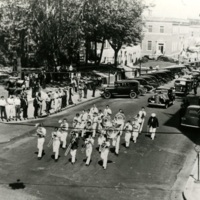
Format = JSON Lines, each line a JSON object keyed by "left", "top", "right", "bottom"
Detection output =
{"left": 0, "top": 92, "right": 200, "bottom": 200}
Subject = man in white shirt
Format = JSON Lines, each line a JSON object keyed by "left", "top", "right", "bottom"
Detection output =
{"left": 90, "top": 104, "right": 98, "bottom": 117}
{"left": 0, "top": 96, "right": 7, "bottom": 121}
{"left": 7, "top": 95, "right": 15, "bottom": 121}
{"left": 138, "top": 107, "right": 146, "bottom": 133}
{"left": 14, "top": 96, "right": 21, "bottom": 121}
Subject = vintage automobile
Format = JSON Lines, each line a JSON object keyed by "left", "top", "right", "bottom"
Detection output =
{"left": 148, "top": 87, "right": 175, "bottom": 108}
{"left": 174, "top": 78, "right": 193, "bottom": 96}
{"left": 181, "top": 105, "right": 200, "bottom": 128}
{"left": 0, "top": 73, "right": 10, "bottom": 84}
{"left": 131, "top": 77, "right": 154, "bottom": 92}
{"left": 101, "top": 80, "right": 140, "bottom": 99}
{"left": 5, "top": 77, "right": 25, "bottom": 96}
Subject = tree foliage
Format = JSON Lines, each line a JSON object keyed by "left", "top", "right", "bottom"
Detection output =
{"left": 0, "top": 0, "right": 148, "bottom": 69}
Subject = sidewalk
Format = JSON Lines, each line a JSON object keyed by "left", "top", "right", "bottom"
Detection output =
{"left": 183, "top": 157, "right": 200, "bottom": 200}
{"left": 0, "top": 87, "right": 101, "bottom": 124}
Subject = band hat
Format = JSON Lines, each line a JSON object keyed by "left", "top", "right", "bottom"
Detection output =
{"left": 151, "top": 113, "right": 156, "bottom": 117}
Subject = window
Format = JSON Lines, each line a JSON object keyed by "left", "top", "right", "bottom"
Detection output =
{"left": 148, "top": 25, "right": 152, "bottom": 32}
{"left": 160, "top": 26, "right": 164, "bottom": 33}
{"left": 147, "top": 41, "right": 152, "bottom": 51}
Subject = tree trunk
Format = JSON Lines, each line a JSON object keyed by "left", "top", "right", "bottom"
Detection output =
{"left": 97, "top": 38, "right": 105, "bottom": 66}
{"left": 114, "top": 49, "right": 120, "bottom": 68}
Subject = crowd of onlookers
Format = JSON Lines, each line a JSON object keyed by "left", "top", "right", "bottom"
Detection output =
{"left": 0, "top": 71, "right": 100, "bottom": 121}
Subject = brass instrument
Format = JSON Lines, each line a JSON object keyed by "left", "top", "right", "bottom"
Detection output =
{"left": 64, "top": 132, "right": 77, "bottom": 156}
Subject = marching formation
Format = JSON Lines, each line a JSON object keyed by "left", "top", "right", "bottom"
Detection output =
{"left": 35, "top": 105, "right": 159, "bottom": 169}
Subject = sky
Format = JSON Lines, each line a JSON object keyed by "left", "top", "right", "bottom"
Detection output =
{"left": 144, "top": 0, "right": 200, "bottom": 19}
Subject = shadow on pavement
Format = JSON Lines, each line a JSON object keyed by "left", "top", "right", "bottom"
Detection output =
{"left": 164, "top": 109, "right": 200, "bottom": 145}
{"left": 9, "top": 179, "right": 25, "bottom": 190}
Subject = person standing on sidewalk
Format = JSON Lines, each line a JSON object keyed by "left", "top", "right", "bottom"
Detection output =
{"left": 0, "top": 96, "right": 7, "bottom": 121}
{"left": 36, "top": 123, "right": 46, "bottom": 160}
{"left": 68, "top": 83, "right": 74, "bottom": 105}
{"left": 83, "top": 81, "right": 88, "bottom": 99}
{"left": 14, "top": 96, "right": 21, "bottom": 121}
{"left": 7, "top": 95, "right": 15, "bottom": 121}
{"left": 33, "top": 96, "right": 40, "bottom": 119}
{"left": 147, "top": 113, "right": 159, "bottom": 140}
{"left": 193, "top": 78, "right": 198, "bottom": 95}
{"left": 91, "top": 79, "right": 97, "bottom": 97}
{"left": 78, "top": 82, "right": 83, "bottom": 102}
{"left": 21, "top": 95, "right": 28, "bottom": 120}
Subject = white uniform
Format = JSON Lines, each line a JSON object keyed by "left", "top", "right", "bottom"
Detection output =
{"left": 90, "top": 107, "right": 98, "bottom": 117}
{"left": 112, "top": 128, "right": 121, "bottom": 155}
{"left": 124, "top": 123, "right": 133, "bottom": 147}
{"left": 85, "top": 138, "right": 94, "bottom": 165}
{"left": 138, "top": 110, "right": 146, "bottom": 133}
{"left": 92, "top": 116, "right": 98, "bottom": 137}
{"left": 132, "top": 121, "right": 140, "bottom": 143}
{"left": 103, "top": 108, "right": 112, "bottom": 116}
{"left": 100, "top": 141, "right": 110, "bottom": 169}
{"left": 7, "top": 97, "right": 15, "bottom": 119}
{"left": 52, "top": 131, "right": 62, "bottom": 160}
{"left": 37, "top": 127, "right": 46, "bottom": 158}
{"left": 73, "top": 116, "right": 81, "bottom": 128}
{"left": 60, "top": 122, "right": 69, "bottom": 148}
{"left": 98, "top": 134, "right": 106, "bottom": 152}
{"left": 81, "top": 112, "right": 88, "bottom": 122}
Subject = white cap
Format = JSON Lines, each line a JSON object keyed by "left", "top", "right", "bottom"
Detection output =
{"left": 151, "top": 113, "right": 156, "bottom": 117}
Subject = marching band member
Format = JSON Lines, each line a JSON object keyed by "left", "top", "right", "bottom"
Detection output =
{"left": 73, "top": 113, "right": 81, "bottom": 128}
{"left": 59, "top": 118, "right": 69, "bottom": 149}
{"left": 92, "top": 112, "right": 99, "bottom": 137}
{"left": 100, "top": 136, "right": 110, "bottom": 170}
{"left": 103, "top": 105, "right": 112, "bottom": 117}
{"left": 85, "top": 134, "right": 94, "bottom": 166}
{"left": 90, "top": 104, "right": 98, "bottom": 118}
{"left": 138, "top": 107, "right": 146, "bottom": 133}
{"left": 52, "top": 127, "right": 62, "bottom": 162}
{"left": 124, "top": 121, "right": 133, "bottom": 148}
{"left": 36, "top": 123, "right": 46, "bottom": 160}
{"left": 98, "top": 131, "right": 106, "bottom": 153}
{"left": 147, "top": 113, "right": 159, "bottom": 140}
{"left": 83, "top": 120, "right": 93, "bottom": 138}
{"left": 80, "top": 109, "right": 89, "bottom": 122}
{"left": 132, "top": 117, "right": 140, "bottom": 143}
{"left": 112, "top": 122, "right": 122, "bottom": 156}
{"left": 70, "top": 132, "right": 79, "bottom": 164}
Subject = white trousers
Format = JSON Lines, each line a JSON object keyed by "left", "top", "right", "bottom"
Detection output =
{"left": 7, "top": 105, "right": 15, "bottom": 118}
{"left": 132, "top": 131, "right": 139, "bottom": 143}
{"left": 149, "top": 127, "right": 156, "bottom": 140}
{"left": 125, "top": 132, "right": 131, "bottom": 147}
{"left": 101, "top": 149, "right": 109, "bottom": 169}
{"left": 60, "top": 131, "right": 68, "bottom": 148}
{"left": 53, "top": 140, "right": 60, "bottom": 159}
{"left": 112, "top": 136, "right": 120, "bottom": 154}
{"left": 92, "top": 123, "right": 98, "bottom": 137}
{"left": 86, "top": 147, "right": 92, "bottom": 165}
{"left": 37, "top": 138, "right": 45, "bottom": 158}
{"left": 139, "top": 119, "right": 145, "bottom": 133}
{"left": 70, "top": 149, "right": 77, "bottom": 163}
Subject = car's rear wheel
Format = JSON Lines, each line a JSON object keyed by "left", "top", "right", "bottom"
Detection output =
{"left": 130, "top": 92, "right": 137, "bottom": 99}
{"left": 104, "top": 92, "right": 111, "bottom": 99}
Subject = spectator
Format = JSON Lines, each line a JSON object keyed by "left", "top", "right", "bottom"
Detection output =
{"left": 14, "top": 96, "right": 21, "bottom": 121}
{"left": 91, "top": 79, "right": 97, "bottom": 97}
{"left": 78, "top": 82, "right": 83, "bottom": 102}
{"left": 45, "top": 93, "right": 51, "bottom": 115}
{"left": 37, "top": 92, "right": 43, "bottom": 116}
{"left": 33, "top": 95, "right": 40, "bottom": 119}
{"left": 21, "top": 94, "right": 28, "bottom": 120}
{"left": 68, "top": 83, "right": 74, "bottom": 105}
{"left": 24, "top": 75, "right": 30, "bottom": 90}
{"left": 7, "top": 95, "right": 15, "bottom": 121}
{"left": 72, "top": 78, "right": 78, "bottom": 93}
{"left": 0, "top": 96, "right": 7, "bottom": 121}
{"left": 61, "top": 88, "right": 67, "bottom": 108}
{"left": 83, "top": 81, "right": 88, "bottom": 99}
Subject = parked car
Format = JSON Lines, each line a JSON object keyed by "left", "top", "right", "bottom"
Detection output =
{"left": 5, "top": 77, "right": 25, "bottom": 96}
{"left": 139, "top": 75, "right": 160, "bottom": 88}
{"left": 181, "top": 105, "right": 200, "bottom": 128}
{"left": 174, "top": 78, "right": 193, "bottom": 96}
{"left": 148, "top": 87, "right": 175, "bottom": 108}
{"left": 0, "top": 73, "right": 10, "bottom": 84}
{"left": 101, "top": 80, "right": 140, "bottom": 99}
{"left": 130, "top": 77, "right": 154, "bottom": 92}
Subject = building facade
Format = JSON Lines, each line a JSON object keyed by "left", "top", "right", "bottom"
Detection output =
{"left": 141, "top": 17, "right": 190, "bottom": 60}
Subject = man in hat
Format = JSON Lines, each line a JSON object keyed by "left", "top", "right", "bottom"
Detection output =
{"left": 138, "top": 107, "right": 146, "bottom": 133}
{"left": 84, "top": 133, "right": 94, "bottom": 166}
{"left": 147, "top": 113, "right": 159, "bottom": 140}
{"left": 60, "top": 118, "right": 69, "bottom": 149}
{"left": 124, "top": 120, "right": 133, "bottom": 148}
{"left": 52, "top": 127, "right": 62, "bottom": 162}
{"left": 70, "top": 132, "right": 79, "bottom": 164}
{"left": 36, "top": 123, "right": 46, "bottom": 160}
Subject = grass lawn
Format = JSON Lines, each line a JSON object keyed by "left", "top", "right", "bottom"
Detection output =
{"left": 140, "top": 60, "right": 176, "bottom": 69}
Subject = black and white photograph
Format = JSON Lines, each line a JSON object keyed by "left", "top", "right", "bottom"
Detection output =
{"left": 0, "top": 0, "right": 200, "bottom": 199}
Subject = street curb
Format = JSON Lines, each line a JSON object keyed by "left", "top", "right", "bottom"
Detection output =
{"left": 182, "top": 157, "right": 197, "bottom": 200}
{"left": 0, "top": 96, "right": 101, "bottom": 125}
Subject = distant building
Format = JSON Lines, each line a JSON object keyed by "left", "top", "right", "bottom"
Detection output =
{"left": 141, "top": 17, "right": 190, "bottom": 60}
